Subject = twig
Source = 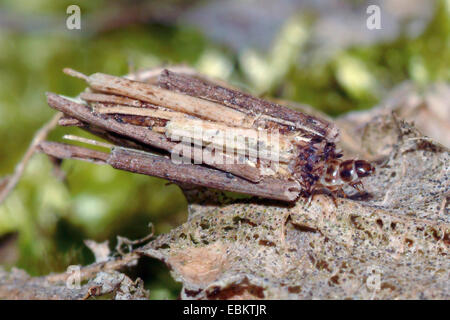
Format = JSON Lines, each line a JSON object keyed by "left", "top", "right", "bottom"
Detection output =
{"left": 47, "top": 93, "right": 262, "bottom": 182}
{"left": 47, "top": 93, "right": 176, "bottom": 152}
{"left": 0, "top": 112, "right": 62, "bottom": 205}
{"left": 37, "top": 142, "right": 300, "bottom": 202}
{"left": 109, "top": 147, "right": 300, "bottom": 201}
{"left": 58, "top": 115, "right": 160, "bottom": 152}
{"left": 80, "top": 92, "right": 145, "bottom": 107}
{"left": 165, "top": 118, "right": 293, "bottom": 163}
{"left": 58, "top": 116, "right": 84, "bottom": 127}
{"left": 94, "top": 105, "right": 192, "bottom": 121}
{"left": 116, "top": 223, "right": 154, "bottom": 256}
{"left": 62, "top": 134, "right": 114, "bottom": 150}
{"left": 64, "top": 69, "right": 254, "bottom": 128}
{"left": 158, "top": 69, "right": 339, "bottom": 140}
{"left": 38, "top": 141, "right": 109, "bottom": 164}
{"left": 0, "top": 176, "right": 10, "bottom": 194}
{"left": 45, "top": 251, "right": 140, "bottom": 284}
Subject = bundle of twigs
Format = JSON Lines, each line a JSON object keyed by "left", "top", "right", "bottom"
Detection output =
{"left": 39, "top": 67, "right": 340, "bottom": 202}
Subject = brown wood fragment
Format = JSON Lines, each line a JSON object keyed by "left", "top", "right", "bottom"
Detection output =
{"left": 58, "top": 116, "right": 84, "bottom": 127}
{"left": 158, "top": 69, "right": 339, "bottom": 140}
{"left": 94, "top": 105, "right": 193, "bottom": 122}
{"left": 165, "top": 119, "right": 293, "bottom": 163}
{"left": 64, "top": 69, "right": 255, "bottom": 128}
{"left": 171, "top": 145, "right": 262, "bottom": 183}
{"left": 108, "top": 147, "right": 299, "bottom": 201}
{"left": 46, "top": 93, "right": 177, "bottom": 153}
{"left": 38, "top": 141, "right": 109, "bottom": 164}
{"left": 46, "top": 94, "right": 261, "bottom": 182}
{"left": 37, "top": 142, "right": 299, "bottom": 201}
{"left": 80, "top": 92, "right": 145, "bottom": 107}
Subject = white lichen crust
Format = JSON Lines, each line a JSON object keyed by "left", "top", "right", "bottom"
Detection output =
{"left": 140, "top": 116, "right": 449, "bottom": 300}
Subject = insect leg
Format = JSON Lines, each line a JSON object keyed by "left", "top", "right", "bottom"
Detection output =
{"left": 351, "top": 181, "right": 365, "bottom": 193}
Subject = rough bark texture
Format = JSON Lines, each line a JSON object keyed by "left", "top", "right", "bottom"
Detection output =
{"left": 0, "top": 262, "right": 147, "bottom": 300}
{"left": 158, "top": 69, "right": 339, "bottom": 141}
{"left": 136, "top": 81, "right": 450, "bottom": 299}
{"left": 139, "top": 113, "right": 449, "bottom": 299}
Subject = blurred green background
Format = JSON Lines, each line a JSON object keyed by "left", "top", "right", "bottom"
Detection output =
{"left": 0, "top": 0, "right": 448, "bottom": 299}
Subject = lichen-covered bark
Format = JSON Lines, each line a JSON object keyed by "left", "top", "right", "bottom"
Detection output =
{"left": 0, "top": 267, "right": 147, "bottom": 300}
{"left": 140, "top": 113, "right": 449, "bottom": 299}
{"left": 0, "top": 250, "right": 145, "bottom": 300}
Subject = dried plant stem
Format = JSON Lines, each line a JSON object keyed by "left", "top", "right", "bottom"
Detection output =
{"left": 62, "top": 134, "right": 114, "bottom": 149}
{"left": 158, "top": 69, "right": 339, "bottom": 140}
{"left": 47, "top": 93, "right": 177, "bottom": 152}
{"left": 165, "top": 119, "right": 293, "bottom": 162}
{"left": 64, "top": 69, "right": 255, "bottom": 128}
{"left": 187, "top": 146, "right": 262, "bottom": 182}
{"left": 45, "top": 251, "right": 140, "bottom": 284}
{"left": 58, "top": 116, "right": 84, "bottom": 127}
{"left": 47, "top": 93, "right": 262, "bottom": 182}
{"left": 0, "top": 112, "right": 62, "bottom": 205}
{"left": 94, "top": 105, "right": 192, "bottom": 121}
{"left": 38, "top": 142, "right": 300, "bottom": 201}
{"left": 38, "top": 141, "right": 109, "bottom": 164}
{"left": 80, "top": 92, "right": 145, "bottom": 107}
{"left": 109, "top": 148, "right": 299, "bottom": 201}
{"left": 125, "top": 65, "right": 200, "bottom": 83}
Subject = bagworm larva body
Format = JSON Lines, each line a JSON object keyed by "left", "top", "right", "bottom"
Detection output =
{"left": 318, "top": 159, "right": 375, "bottom": 192}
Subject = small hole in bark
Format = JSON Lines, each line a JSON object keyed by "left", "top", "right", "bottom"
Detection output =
{"left": 443, "top": 233, "right": 449, "bottom": 245}
{"left": 189, "top": 234, "right": 198, "bottom": 244}
{"left": 292, "top": 223, "right": 317, "bottom": 233}
{"left": 184, "top": 288, "right": 202, "bottom": 297}
{"left": 200, "top": 221, "right": 210, "bottom": 230}
{"left": 432, "top": 228, "right": 442, "bottom": 241}
{"left": 233, "top": 216, "right": 256, "bottom": 227}
{"left": 206, "top": 278, "right": 265, "bottom": 299}
{"left": 350, "top": 215, "right": 364, "bottom": 230}
{"left": 376, "top": 219, "right": 383, "bottom": 228}
{"left": 315, "top": 260, "right": 331, "bottom": 272}
{"left": 258, "top": 239, "right": 276, "bottom": 247}
{"left": 329, "top": 275, "right": 340, "bottom": 285}
{"left": 381, "top": 282, "right": 397, "bottom": 291}
{"left": 156, "top": 243, "right": 170, "bottom": 249}
{"left": 288, "top": 286, "right": 302, "bottom": 293}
